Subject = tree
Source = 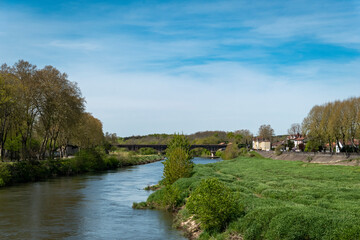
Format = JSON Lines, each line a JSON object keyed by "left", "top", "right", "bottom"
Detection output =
{"left": 12, "top": 60, "right": 38, "bottom": 160}
{"left": 162, "top": 134, "right": 193, "bottom": 185}
{"left": 287, "top": 123, "right": 301, "bottom": 136}
{"left": 234, "top": 129, "right": 253, "bottom": 147}
{"left": 302, "top": 105, "right": 324, "bottom": 151}
{"left": 0, "top": 66, "right": 22, "bottom": 161}
{"left": 226, "top": 131, "right": 243, "bottom": 144}
{"left": 302, "top": 97, "right": 360, "bottom": 152}
{"left": 258, "top": 124, "right": 274, "bottom": 141}
{"left": 72, "top": 113, "right": 104, "bottom": 149}
{"left": 34, "top": 66, "right": 84, "bottom": 158}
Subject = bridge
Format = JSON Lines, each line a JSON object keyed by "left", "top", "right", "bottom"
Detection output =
{"left": 113, "top": 144, "right": 228, "bottom": 157}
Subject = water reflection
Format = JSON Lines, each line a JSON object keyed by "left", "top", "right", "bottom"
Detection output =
{"left": 0, "top": 158, "right": 220, "bottom": 239}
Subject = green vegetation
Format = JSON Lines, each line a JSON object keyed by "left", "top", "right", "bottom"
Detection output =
{"left": 0, "top": 148, "right": 163, "bottom": 187}
{"left": 221, "top": 143, "right": 240, "bottom": 160}
{"left": 186, "top": 178, "right": 238, "bottom": 231}
{"left": 162, "top": 134, "right": 194, "bottom": 185}
{"left": 190, "top": 148, "right": 211, "bottom": 158}
{"left": 302, "top": 97, "right": 360, "bottom": 153}
{"left": 122, "top": 130, "right": 254, "bottom": 147}
{"left": 144, "top": 156, "right": 360, "bottom": 239}
{"left": 275, "top": 145, "right": 283, "bottom": 156}
{"left": 0, "top": 60, "right": 104, "bottom": 161}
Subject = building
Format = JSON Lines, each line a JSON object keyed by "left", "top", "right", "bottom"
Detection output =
{"left": 252, "top": 138, "right": 271, "bottom": 151}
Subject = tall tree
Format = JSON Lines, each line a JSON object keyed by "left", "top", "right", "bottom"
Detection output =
{"left": 35, "top": 66, "right": 84, "bottom": 158}
{"left": 287, "top": 123, "right": 301, "bottom": 136}
{"left": 0, "top": 66, "right": 22, "bottom": 160}
{"left": 72, "top": 113, "right": 104, "bottom": 149}
{"left": 234, "top": 129, "right": 253, "bottom": 146}
{"left": 12, "top": 60, "right": 38, "bottom": 159}
{"left": 258, "top": 124, "right": 274, "bottom": 141}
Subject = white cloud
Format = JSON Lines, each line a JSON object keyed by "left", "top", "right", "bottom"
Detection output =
{"left": 67, "top": 59, "right": 360, "bottom": 136}
{"left": 48, "top": 40, "right": 101, "bottom": 51}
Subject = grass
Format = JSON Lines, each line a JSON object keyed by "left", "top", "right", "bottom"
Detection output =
{"left": 145, "top": 156, "right": 360, "bottom": 239}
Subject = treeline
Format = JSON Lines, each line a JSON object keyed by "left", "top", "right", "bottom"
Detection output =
{"left": 123, "top": 130, "right": 253, "bottom": 146}
{"left": 302, "top": 97, "right": 360, "bottom": 152}
{"left": 0, "top": 60, "right": 104, "bottom": 161}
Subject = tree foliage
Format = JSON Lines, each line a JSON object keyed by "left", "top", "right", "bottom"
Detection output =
{"left": 302, "top": 97, "right": 360, "bottom": 152}
{"left": 222, "top": 143, "right": 240, "bottom": 160}
{"left": 258, "top": 124, "right": 274, "bottom": 141}
{"left": 0, "top": 60, "right": 104, "bottom": 161}
{"left": 162, "top": 134, "right": 193, "bottom": 185}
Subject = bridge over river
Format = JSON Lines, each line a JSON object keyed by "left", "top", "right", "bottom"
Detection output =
{"left": 113, "top": 144, "right": 228, "bottom": 157}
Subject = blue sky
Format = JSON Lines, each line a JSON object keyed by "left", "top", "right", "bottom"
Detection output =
{"left": 1, "top": 0, "right": 360, "bottom": 136}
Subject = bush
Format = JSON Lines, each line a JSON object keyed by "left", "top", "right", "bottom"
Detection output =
{"left": 138, "top": 147, "right": 158, "bottom": 155}
{"left": 160, "top": 185, "right": 182, "bottom": 210}
{"left": 186, "top": 178, "right": 238, "bottom": 231}
{"left": 275, "top": 145, "right": 283, "bottom": 156}
{"left": 0, "top": 163, "right": 11, "bottom": 186}
{"left": 215, "top": 150, "right": 223, "bottom": 157}
{"left": 73, "top": 149, "right": 106, "bottom": 172}
{"left": 104, "top": 156, "right": 119, "bottom": 169}
{"left": 222, "top": 143, "right": 239, "bottom": 160}
{"left": 163, "top": 147, "right": 193, "bottom": 185}
{"left": 162, "top": 134, "right": 193, "bottom": 185}
{"left": 239, "top": 147, "right": 248, "bottom": 155}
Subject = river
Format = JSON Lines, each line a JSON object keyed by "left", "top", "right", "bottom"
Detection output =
{"left": 0, "top": 157, "right": 221, "bottom": 239}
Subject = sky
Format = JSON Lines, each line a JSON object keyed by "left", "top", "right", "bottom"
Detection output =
{"left": 1, "top": 0, "right": 360, "bottom": 137}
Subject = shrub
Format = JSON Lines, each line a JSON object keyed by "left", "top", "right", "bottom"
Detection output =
{"left": 162, "top": 134, "right": 193, "bottom": 185}
{"left": 222, "top": 143, "right": 239, "bottom": 160}
{"left": 239, "top": 147, "right": 248, "bottom": 155}
{"left": 0, "top": 163, "right": 11, "bottom": 186}
{"left": 104, "top": 156, "right": 119, "bottom": 169}
{"left": 73, "top": 149, "right": 106, "bottom": 172}
{"left": 138, "top": 147, "right": 158, "bottom": 155}
{"left": 275, "top": 145, "right": 283, "bottom": 156}
{"left": 186, "top": 177, "right": 238, "bottom": 231}
{"left": 163, "top": 147, "right": 193, "bottom": 185}
{"left": 160, "top": 185, "right": 182, "bottom": 210}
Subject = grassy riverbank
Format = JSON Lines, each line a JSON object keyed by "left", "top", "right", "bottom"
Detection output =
{"left": 0, "top": 149, "right": 163, "bottom": 187}
{"left": 144, "top": 156, "right": 360, "bottom": 239}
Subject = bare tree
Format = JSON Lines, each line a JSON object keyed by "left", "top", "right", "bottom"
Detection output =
{"left": 258, "top": 124, "right": 274, "bottom": 141}
{"left": 287, "top": 123, "right": 301, "bottom": 136}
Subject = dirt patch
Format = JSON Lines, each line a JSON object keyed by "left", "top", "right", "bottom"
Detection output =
{"left": 227, "top": 232, "right": 244, "bottom": 240}
{"left": 179, "top": 216, "right": 202, "bottom": 239}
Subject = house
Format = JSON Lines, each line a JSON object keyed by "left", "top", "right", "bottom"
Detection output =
{"left": 252, "top": 138, "right": 271, "bottom": 151}
{"left": 272, "top": 140, "right": 285, "bottom": 150}
{"left": 326, "top": 139, "right": 359, "bottom": 153}
{"left": 287, "top": 134, "right": 306, "bottom": 151}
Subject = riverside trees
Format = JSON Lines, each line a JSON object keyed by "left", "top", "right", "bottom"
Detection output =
{"left": 0, "top": 60, "right": 103, "bottom": 161}
{"left": 302, "top": 97, "right": 360, "bottom": 152}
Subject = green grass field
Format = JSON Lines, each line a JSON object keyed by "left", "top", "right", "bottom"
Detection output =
{"left": 147, "top": 157, "right": 360, "bottom": 239}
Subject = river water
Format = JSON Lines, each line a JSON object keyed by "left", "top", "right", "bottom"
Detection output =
{"left": 0, "top": 157, "right": 221, "bottom": 240}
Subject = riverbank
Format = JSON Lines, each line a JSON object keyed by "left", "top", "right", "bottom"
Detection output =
{"left": 0, "top": 149, "right": 164, "bottom": 188}
{"left": 256, "top": 150, "right": 360, "bottom": 166}
{"left": 143, "top": 156, "right": 360, "bottom": 239}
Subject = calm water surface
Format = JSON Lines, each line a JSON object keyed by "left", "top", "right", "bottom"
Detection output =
{"left": 0, "top": 157, "right": 221, "bottom": 240}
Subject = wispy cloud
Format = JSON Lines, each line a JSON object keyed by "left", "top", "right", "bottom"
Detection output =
{"left": 48, "top": 40, "right": 101, "bottom": 51}
{"left": 1, "top": 0, "right": 360, "bottom": 135}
